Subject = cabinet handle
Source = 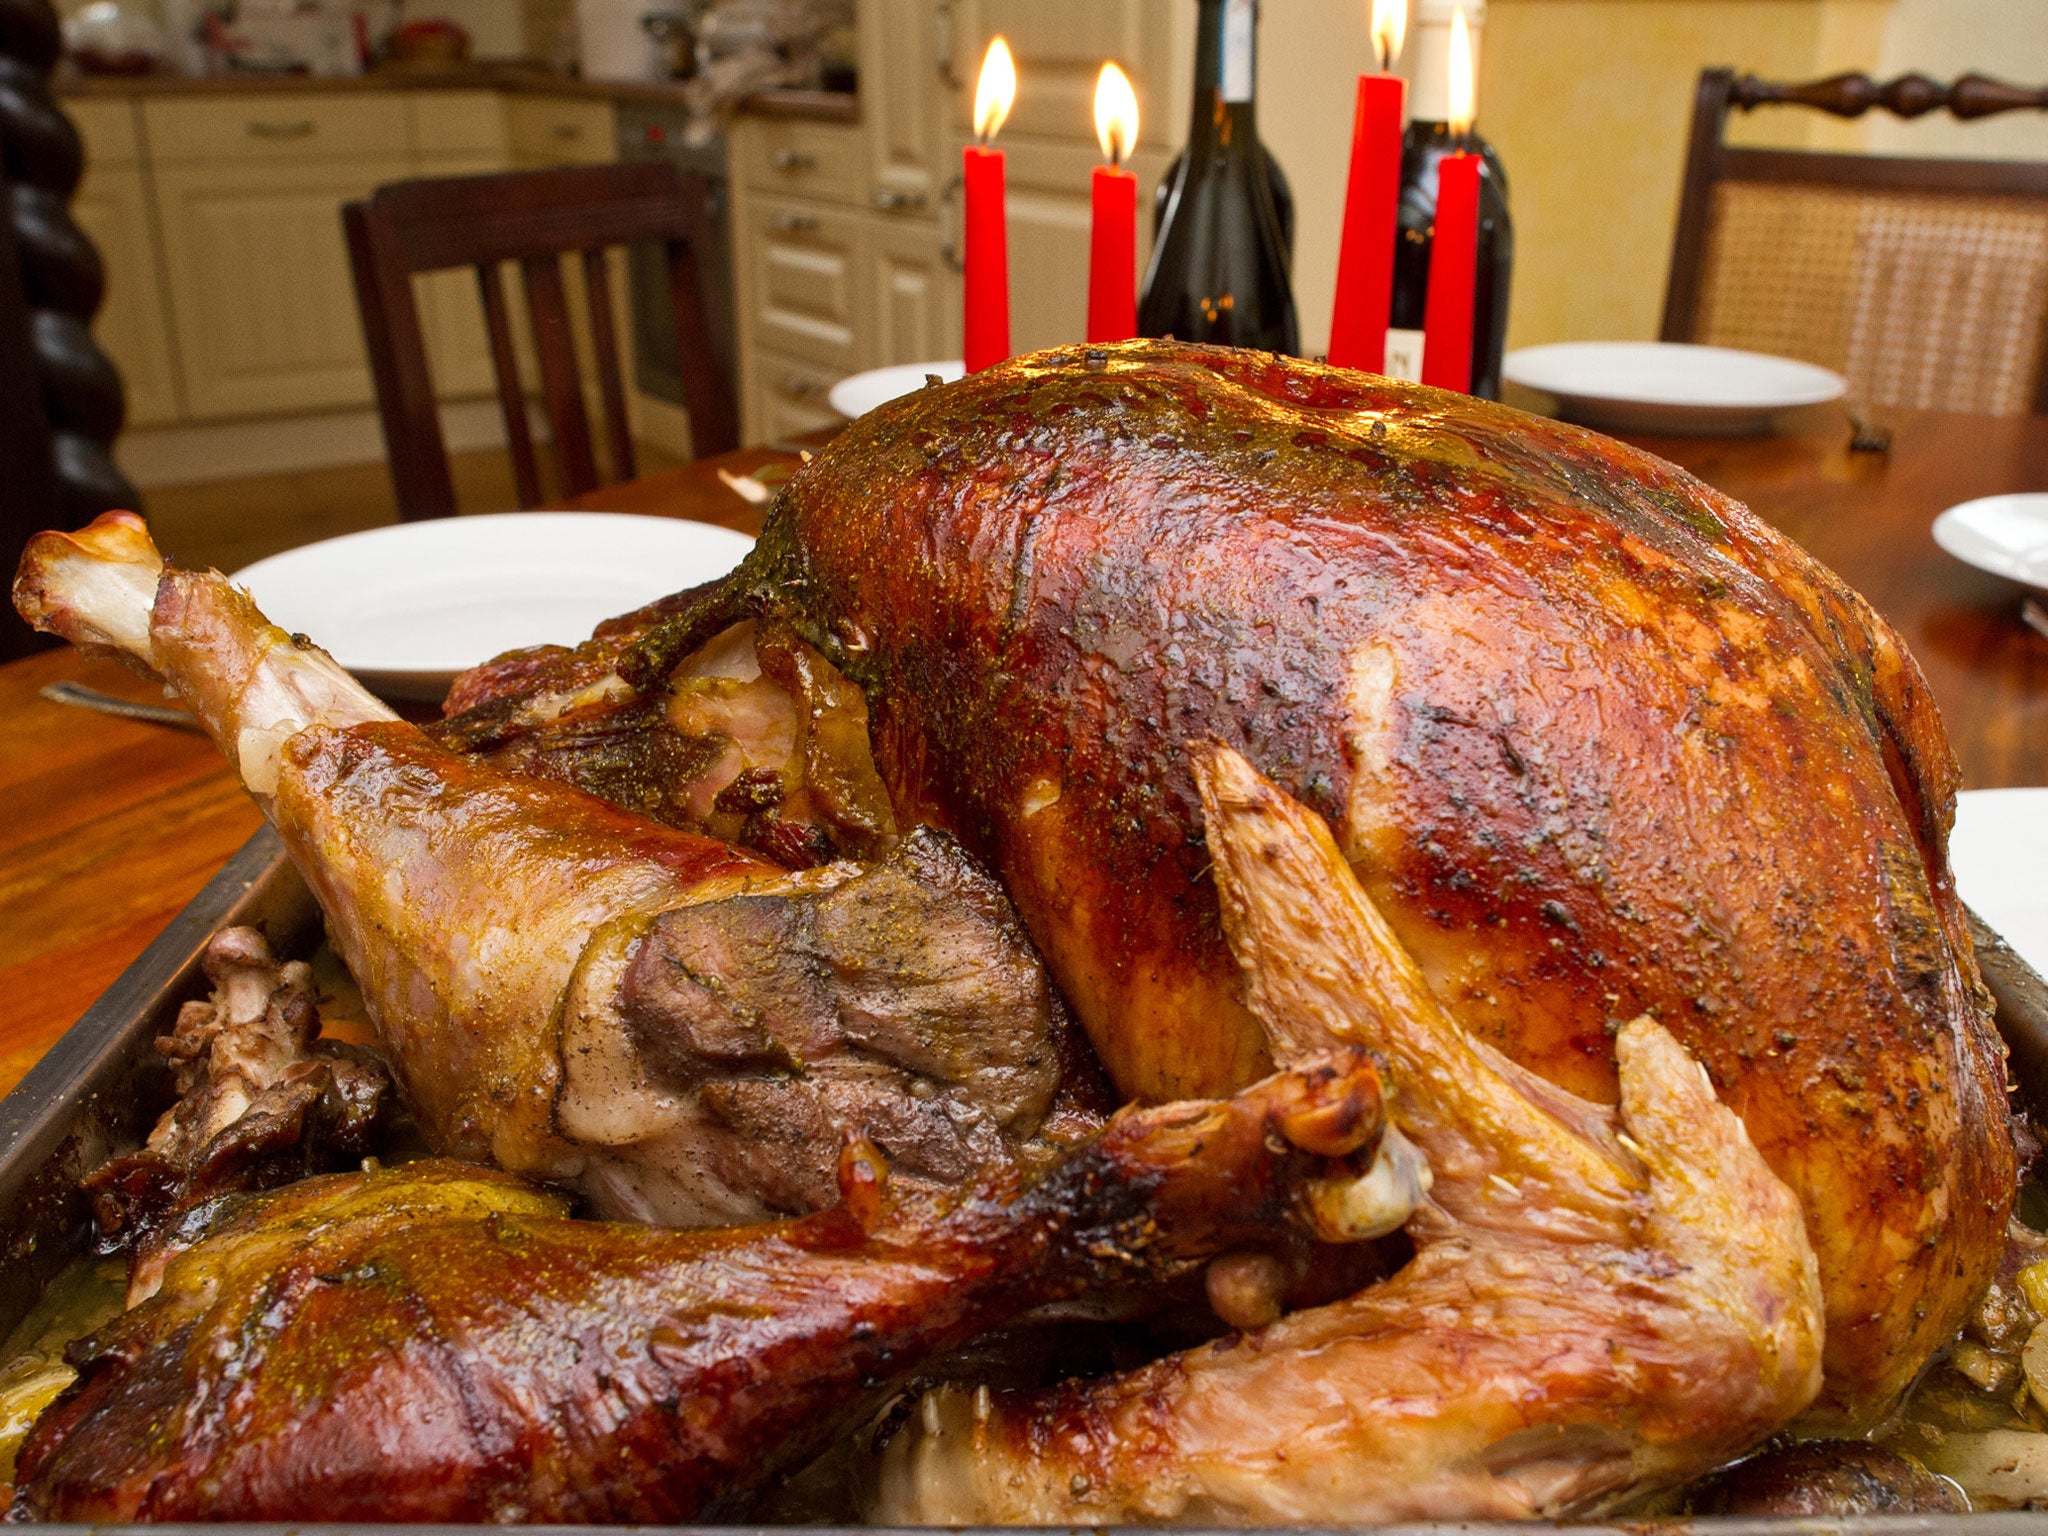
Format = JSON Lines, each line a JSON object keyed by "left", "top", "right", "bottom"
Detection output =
{"left": 246, "top": 119, "right": 316, "bottom": 140}
{"left": 552, "top": 123, "right": 584, "bottom": 140}
{"left": 770, "top": 148, "right": 817, "bottom": 171}
{"left": 779, "top": 374, "right": 826, "bottom": 398}
{"left": 772, "top": 213, "right": 821, "bottom": 234}
{"left": 873, "top": 187, "right": 927, "bottom": 213}
{"left": 935, "top": 0, "right": 960, "bottom": 88}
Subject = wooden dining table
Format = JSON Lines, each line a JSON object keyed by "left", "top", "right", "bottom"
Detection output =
{"left": 1, "top": 407, "right": 2044, "bottom": 1098}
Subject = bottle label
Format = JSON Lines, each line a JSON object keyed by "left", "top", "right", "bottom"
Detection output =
{"left": 1384, "top": 328, "right": 1424, "bottom": 383}
{"left": 1221, "top": 0, "right": 1254, "bottom": 103}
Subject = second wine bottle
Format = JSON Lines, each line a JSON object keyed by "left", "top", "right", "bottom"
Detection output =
{"left": 1138, "top": 0, "right": 1299, "bottom": 355}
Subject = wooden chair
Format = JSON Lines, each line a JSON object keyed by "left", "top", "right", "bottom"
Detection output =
{"left": 1663, "top": 69, "right": 2048, "bottom": 417}
{"left": 343, "top": 160, "right": 738, "bottom": 521}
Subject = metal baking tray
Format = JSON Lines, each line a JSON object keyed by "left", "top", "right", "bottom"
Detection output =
{"left": 5, "top": 828, "right": 2048, "bottom": 1534}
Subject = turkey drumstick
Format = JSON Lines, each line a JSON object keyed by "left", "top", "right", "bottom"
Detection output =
{"left": 12, "top": 1051, "right": 1382, "bottom": 1523}
{"left": 875, "top": 746, "right": 1825, "bottom": 1525}
{"left": 13, "top": 514, "right": 1099, "bottom": 1225}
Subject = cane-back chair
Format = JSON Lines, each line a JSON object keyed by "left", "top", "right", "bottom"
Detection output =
{"left": 1663, "top": 69, "right": 2048, "bottom": 417}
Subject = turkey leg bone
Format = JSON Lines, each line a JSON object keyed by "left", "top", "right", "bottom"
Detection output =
{"left": 13, "top": 515, "right": 1092, "bottom": 1224}
{"left": 13, "top": 1051, "right": 1381, "bottom": 1523}
{"left": 875, "top": 744, "right": 1824, "bottom": 1524}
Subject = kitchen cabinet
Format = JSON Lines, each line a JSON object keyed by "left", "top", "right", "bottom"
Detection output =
{"left": 749, "top": 350, "right": 848, "bottom": 443}
{"left": 946, "top": 0, "right": 1178, "bottom": 153}
{"left": 869, "top": 217, "right": 958, "bottom": 364}
{"left": 66, "top": 101, "right": 181, "bottom": 429}
{"left": 508, "top": 96, "right": 616, "bottom": 166}
{"left": 55, "top": 84, "right": 626, "bottom": 459}
{"left": 726, "top": 0, "right": 1181, "bottom": 442}
{"left": 151, "top": 155, "right": 409, "bottom": 419}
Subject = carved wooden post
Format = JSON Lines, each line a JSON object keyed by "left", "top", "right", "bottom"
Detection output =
{"left": 2, "top": 0, "right": 138, "bottom": 660}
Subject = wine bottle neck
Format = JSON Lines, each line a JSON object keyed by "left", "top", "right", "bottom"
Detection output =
{"left": 1189, "top": 0, "right": 1259, "bottom": 147}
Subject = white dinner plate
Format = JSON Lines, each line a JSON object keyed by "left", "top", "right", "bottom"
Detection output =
{"left": 1932, "top": 493, "right": 2048, "bottom": 594}
{"left": 1502, "top": 341, "right": 1846, "bottom": 436}
{"left": 829, "top": 360, "right": 965, "bottom": 421}
{"left": 1955, "top": 788, "right": 2048, "bottom": 978}
{"left": 233, "top": 512, "right": 755, "bottom": 701}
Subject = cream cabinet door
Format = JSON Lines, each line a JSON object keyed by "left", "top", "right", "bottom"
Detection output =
{"left": 949, "top": 0, "right": 1177, "bottom": 151}
{"left": 867, "top": 219, "right": 959, "bottom": 366}
{"left": 860, "top": 0, "right": 949, "bottom": 215}
{"left": 744, "top": 199, "right": 863, "bottom": 373}
{"left": 151, "top": 158, "right": 408, "bottom": 420}
{"left": 70, "top": 163, "right": 181, "bottom": 427}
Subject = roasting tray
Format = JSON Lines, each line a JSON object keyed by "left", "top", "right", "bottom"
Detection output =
{"left": 5, "top": 828, "right": 2048, "bottom": 1536}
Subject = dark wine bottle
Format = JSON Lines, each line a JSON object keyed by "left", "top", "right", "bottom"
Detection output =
{"left": 1384, "top": 1, "right": 1513, "bottom": 397}
{"left": 1387, "top": 125, "right": 1513, "bottom": 397}
{"left": 1152, "top": 135, "right": 1295, "bottom": 263}
{"left": 1138, "top": 0, "right": 1298, "bottom": 354}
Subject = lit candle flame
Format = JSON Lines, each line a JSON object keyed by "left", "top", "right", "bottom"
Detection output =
{"left": 1447, "top": 5, "right": 1475, "bottom": 141}
{"left": 1370, "top": 0, "right": 1406, "bottom": 73}
{"left": 1094, "top": 62, "right": 1139, "bottom": 168}
{"left": 974, "top": 36, "right": 1017, "bottom": 144}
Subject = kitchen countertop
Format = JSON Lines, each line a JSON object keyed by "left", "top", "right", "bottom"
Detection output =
{"left": 55, "top": 64, "right": 860, "bottom": 123}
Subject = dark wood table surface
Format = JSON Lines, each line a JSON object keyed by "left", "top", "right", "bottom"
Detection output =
{"left": 2, "top": 410, "right": 2043, "bottom": 1097}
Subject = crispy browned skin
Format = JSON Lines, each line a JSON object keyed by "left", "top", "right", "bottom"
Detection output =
{"left": 12, "top": 1054, "right": 1381, "bottom": 1524}
{"left": 14, "top": 516, "right": 1097, "bottom": 1228}
{"left": 876, "top": 748, "right": 1823, "bottom": 1524}
{"left": 636, "top": 340, "right": 2011, "bottom": 1420}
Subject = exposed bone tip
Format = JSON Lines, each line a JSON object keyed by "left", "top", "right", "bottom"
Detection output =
{"left": 1301, "top": 1125, "right": 1432, "bottom": 1242}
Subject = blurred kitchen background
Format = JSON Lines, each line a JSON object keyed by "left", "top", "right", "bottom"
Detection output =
{"left": 35, "top": 0, "right": 2048, "bottom": 572}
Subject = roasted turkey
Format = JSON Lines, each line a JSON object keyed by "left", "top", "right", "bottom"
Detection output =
{"left": 8, "top": 338, "right": 2014, "bottom": 1518}
{"left": 568, "top": 339, "right": 2007, "bottom": 1423}
{"left": 16, "top": 1051, "right": 1382, "bottom": 1523}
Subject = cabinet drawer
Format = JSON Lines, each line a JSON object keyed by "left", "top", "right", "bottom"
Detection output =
{"left": 745, "top": 200, "right": 862, "bottom": 370}
{"left": 507, "top": 96, "right": 615, "bottom": 164}
{"left": 739, "top": 118, "right": 864, "bottom": 206}
{"left": 410, "top": 92, "right": 508, "bottom": 159}
{"left": 749, "top": 348, "right": 847, "bottom": 444}
{"left": 143, "top": 95, "right": 410, "bottom": 162}
{"left": 68, "top": 99, "right": 140, "bottom": 167}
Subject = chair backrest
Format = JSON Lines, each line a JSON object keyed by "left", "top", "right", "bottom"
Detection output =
{"left": 1662, "top": 69, "right": 2048, "bottom": 417}
{"left": 343, "top": 159, "right": 738, "bottom": 521}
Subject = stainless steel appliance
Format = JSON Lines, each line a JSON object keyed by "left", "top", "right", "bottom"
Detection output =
{"left": 617, "top": 102, "right": 737, "bottom": 417}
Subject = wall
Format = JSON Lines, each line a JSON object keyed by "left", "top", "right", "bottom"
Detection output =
{"left": 1255, "top": 0, "right": 1887, "bottom": 357}
{"left": 1260, "top": 0, "right": 2043, "bottom": 358}
{"left": 1869, "top": 0, "right": 2048, "bottom": 160}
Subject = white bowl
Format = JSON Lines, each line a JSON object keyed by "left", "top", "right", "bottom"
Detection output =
{"left": 1933, "top": 493, "right": 2048, "bottom": 595}
{"left": 1503, "top": 341, "right": 1845, "bottom": 436}
{"left": 233, "top": 512, "right": 755, "bottom": 701}
{"left": 828, "top": 360, "right": 965, "bottom": 420}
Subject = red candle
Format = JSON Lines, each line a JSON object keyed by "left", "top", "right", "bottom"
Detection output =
{"left": 964, "top": 37, "right": 1016, "bottom": 372}
{"left": 1088, "top": 167, "right": 1137, "bottom": 343}
{"left": 1420, "top": 6, "right": 1479, "bottom": 394}
{"left": 1420, "top": 149, "right": 1479, "bottom": 393}
{"left": 1087, "top": 61, "right": 1140, "bottom": 344}
{"left": 1328, "top": 0, "right": 1407, "bottom": 372}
